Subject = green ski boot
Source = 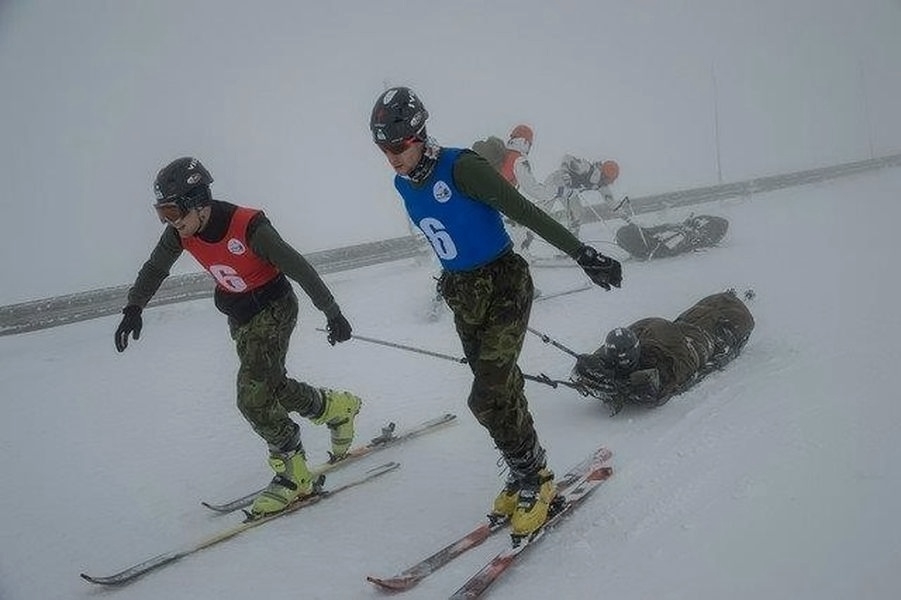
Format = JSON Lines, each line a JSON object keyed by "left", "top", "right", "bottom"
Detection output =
{"left": 313, "top": 390, "right": 362, "bottom": 460}
{"left": 250, "top": 448, "right": 314, "bottom": 517}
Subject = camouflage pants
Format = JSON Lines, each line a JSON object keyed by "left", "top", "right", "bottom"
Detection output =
{"left": 439, "top": 251, "right": 542, "bottom": 462}
{"left": 228, "top": 291, "right": 323, "bottom": 450}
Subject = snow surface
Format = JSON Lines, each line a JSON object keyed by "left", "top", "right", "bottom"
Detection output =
{"left": 2, "top": 168, "right": 901, "bottom": 600}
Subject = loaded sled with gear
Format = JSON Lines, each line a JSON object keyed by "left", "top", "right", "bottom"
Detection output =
{"left": 615, "top": 215, "right": 728, "bottom": 261}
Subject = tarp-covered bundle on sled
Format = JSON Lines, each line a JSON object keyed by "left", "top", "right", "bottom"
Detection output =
{"left": 615, "top": 215, "right": 728, "bottom": 260}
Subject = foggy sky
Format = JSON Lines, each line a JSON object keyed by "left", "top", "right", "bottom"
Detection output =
{"left": 1, "top": 0, "right": 900, "bottom": 305}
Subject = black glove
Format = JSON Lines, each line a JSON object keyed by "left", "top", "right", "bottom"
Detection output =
{"left": 572, "top": 353, "right": 630, "bottom": 415}
{"left": 629, "top": 368, "right": 660, "bottom": 401}
{"left": 575, "top": 245, "right": 622, "bottom": 290}
{"left": 114, "top": 305, "right": 143, "bottom": 352}
{"left": 326, "top": 312, "right": 352, "bottom": 345}
{"left": 574, "top": 354, "right": 612, "bottom": 386}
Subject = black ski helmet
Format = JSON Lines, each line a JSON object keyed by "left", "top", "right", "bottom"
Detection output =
{"left": 370, "top": 87, "right": 429, "bottom": 148}
{"left": 604, "top": 327, "right": 640, "bottom": 370}
{"left": 153, "top": 157, "right": 213, "bottom": 211}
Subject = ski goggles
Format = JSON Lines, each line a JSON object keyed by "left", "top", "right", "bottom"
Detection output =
{"left": 376, "top": 136, "right": 419, "bottom": 155}
{"left": 153, "top": 200, "right": 188, "bottom": 223}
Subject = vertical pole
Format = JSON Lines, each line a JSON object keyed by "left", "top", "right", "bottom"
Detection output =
{"left": 858, "top": 59, "right": 875, "bottom": 159}
{"left": 711, "top": 61, "right": 723, "bottom": 184}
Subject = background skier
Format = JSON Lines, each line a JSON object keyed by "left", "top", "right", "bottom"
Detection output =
{"left": 473, "top": 125, "right": 619, "bottom": 243}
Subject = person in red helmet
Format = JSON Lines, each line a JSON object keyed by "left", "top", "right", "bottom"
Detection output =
{"left": 499, "top": 124, "right": 535, "bottom": 186}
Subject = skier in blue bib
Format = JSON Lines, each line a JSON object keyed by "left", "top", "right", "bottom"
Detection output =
{"left": 369, "top": 86, "right": 623, "bottom": 537}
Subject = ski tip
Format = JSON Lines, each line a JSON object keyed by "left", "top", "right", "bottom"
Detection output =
{"left": 585, "top": 446, "right": 613, "bottom": 464}
{"left": 81, "top": 571, "right": 140, "bottom": 586}
{"left": 367, "top": 460, "right": 402, "bottom": 474}
{"left": 428, "top": 413, "right": 458, "bottom": 425}
{"left": 580, "top": 463, "right": 615, "bottom": 485}
{"left": 366, "top": 574, "right": 419, "bottom": 592}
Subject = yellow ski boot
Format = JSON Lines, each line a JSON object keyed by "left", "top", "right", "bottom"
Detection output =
{"left": 510, "top": 468, "right": 556, "bottom": 538}
{"left": 250, "top": 449, "right": 314, "bottom": 517}
{"left": 313, "top": 390, "right": 362, "bottom": 460}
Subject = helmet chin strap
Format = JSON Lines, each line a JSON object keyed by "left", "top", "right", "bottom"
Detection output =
{"left": 194, "top": 205, "right": 212, "bottom": 234}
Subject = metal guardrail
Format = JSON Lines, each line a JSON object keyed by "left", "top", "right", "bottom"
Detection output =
{"left": 0, "top": 236, "right": 428, "bottom": 336}
{"left": 3, "top": 152, "right": 900, "bottom": 336}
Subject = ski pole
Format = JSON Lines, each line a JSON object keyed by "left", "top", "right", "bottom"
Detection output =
{"left": 580, "top": 190, "right": 615, "bottom": 236}
{"left": 526, "top": 326, "right": 581, "bottom": 358}
{"left": 525, "top": 371, "right": 593, "bottom": 396}
{"left": 322, "top": 329, "right": 588, "bottom": 394}
{"left": 316, "top": 329, "right": 467, "bottom": 364}
{"left": 612, "top": 195, "right": 651, "bottom": 250}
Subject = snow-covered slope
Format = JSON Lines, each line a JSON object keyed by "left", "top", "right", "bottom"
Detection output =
{"left": 2, "top": 168, "right": 900, "bottom": 600}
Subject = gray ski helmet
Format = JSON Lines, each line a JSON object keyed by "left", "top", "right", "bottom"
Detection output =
{"left": 604, "top": 327, "right": 640, "bottom": 370}
{"left": 370, "top": 87, "right": 429, "bottom": 148}
{"left": 153, "top": 157, "right": 213, "bottom": 210}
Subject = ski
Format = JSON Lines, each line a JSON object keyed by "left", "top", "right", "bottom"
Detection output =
{"left": 367, "top": 447, "right": 612, "bottom": 592}
{"left": 449, "top": 453, "right": 614, "bottom": 599}
{"left": 80, "top": 461, "right": 400, "bottom": 586}
{"left": 201, "top": 413, "right": 456, "bottom": 513}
